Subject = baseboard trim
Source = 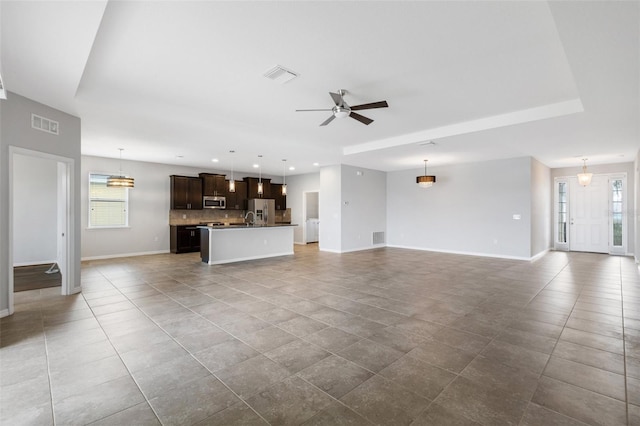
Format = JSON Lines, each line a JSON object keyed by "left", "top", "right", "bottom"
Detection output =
{"left": 0, "top": 309, "right": 10, "bottom": 318}
{"left": 81, "top": 250, "right": 170, "bottom": 261}
{"left": 386, "top": 244, "right": 536, "bottom": 261}
{"left": 319, "top": 245, "right": 386, "bottom": 254}
{"left": 530, "top": 248, "right": 550, "bottom": 262}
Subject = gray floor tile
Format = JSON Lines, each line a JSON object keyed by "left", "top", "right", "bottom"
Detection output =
{"left": 297, "top": 355, "right": 373, "bottom": 399}
{"left": 216, "top": 355, "right": 292, "bottom": 399}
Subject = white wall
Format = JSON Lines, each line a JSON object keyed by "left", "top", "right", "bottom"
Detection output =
{"left": 319, "top": 165, "right": 342, "bottom": 252}
{"left": 551, "top": 161, "right": 635, "bottom": 255}
{"left": 13, "top": 154, "right": 58, "bottom": 265}
{"left": 286, "top": 172, "right": 320, "bottom": 244}
{"left": 307, "top": 192, "right": 319, "bottom": 219}
{"left": 1, "top": 92, "right": 82, "bottom": 313}
{"left": 387, "top": 157, "right": 533, "bottom": 259}
{"left": 636, "top": 151, "right": 640, "bottom": 262}
{"left": 531, "top": 158, "right": 551, "bottom": 257}
{"left": 340, "top": 164, "right": 387, "bottom": 252}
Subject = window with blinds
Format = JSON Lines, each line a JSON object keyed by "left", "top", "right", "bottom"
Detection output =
{"left": 89, "top": 173, "right": 129, "bottom": 227}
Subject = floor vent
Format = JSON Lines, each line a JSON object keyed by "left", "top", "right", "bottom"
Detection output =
{"left": 263, "top": 65, "right": 298, "bottom": 84}
{"left": 31, "top": 114, "right": 59, "bottom": 135}
{"left": 372, "top": 231, "right": 385, "bottom": 245}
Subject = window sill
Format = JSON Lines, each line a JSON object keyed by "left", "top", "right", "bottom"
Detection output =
{"left": 86, "top": 226, "right": 131, "bottom": 230}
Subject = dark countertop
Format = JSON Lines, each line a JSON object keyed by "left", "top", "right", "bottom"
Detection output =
{"left": 197, "top": 223, "right": 297, "bottom": 230}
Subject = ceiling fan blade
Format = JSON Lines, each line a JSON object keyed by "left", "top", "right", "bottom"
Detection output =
{"left": 349, "top": 112, "right": 373, "bottom": 125}
{"left": 320, "top": 115, "right": 336, "bottom": 126}
{"left": 329, "top": 92, "right": 343, "bottom": 107}
{"left": 296, "top": 109, "right": 334, "bottom": 112}
{"left": 350, "top": 100, "right": 389, "bottom": 111}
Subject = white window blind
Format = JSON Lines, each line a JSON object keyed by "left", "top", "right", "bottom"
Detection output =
{"left": 89, "top": 173, "right": 129, "bottom": 227}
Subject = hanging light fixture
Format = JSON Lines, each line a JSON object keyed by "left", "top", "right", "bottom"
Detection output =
{"left": 228, "top": 150, "right": 236, "bottom": 193}
{"left": 577, "top": 158, "right": 593, "bottom": 186}
{"left": 107, "top": 148, "right": 134, "bottom": 188}
{"left": 257, "top": 155, "right": 263, "bottom": 196}
{"left": 282, "top": 159, "right": 287, "bottom": 196}
{"left": 416, "top": 159, "right": 436, "bottom": 188}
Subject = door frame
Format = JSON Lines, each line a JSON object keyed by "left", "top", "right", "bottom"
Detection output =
{"left": 302, "top": 190, "right": 319, "bottom": 244}
{"left": 553, "top": 173, "right": 628, "bottom": 255}
{"left": 8, "top": 146, "right": 76, "bottom": 315}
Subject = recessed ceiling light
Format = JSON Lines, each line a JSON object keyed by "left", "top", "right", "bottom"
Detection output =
{"left": 253, "top": 164, "right": 259, "bottom": 168}
{"left": 313, "top": 162, "right": 319, "bottom": 166}
{"left": 211, "top": 158, "right": 219, "bottom": 163}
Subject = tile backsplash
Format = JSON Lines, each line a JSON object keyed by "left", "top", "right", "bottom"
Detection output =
{"left": 170, "top": 208, "right": 291, "bottom": 225}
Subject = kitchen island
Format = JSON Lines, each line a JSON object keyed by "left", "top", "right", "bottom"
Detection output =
{"left": 198, "top": 224, "right": 296, "bottom": 265}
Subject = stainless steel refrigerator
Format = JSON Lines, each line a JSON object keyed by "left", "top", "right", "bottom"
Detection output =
{"left": 248, "top": 199, "right": 275, "bottom": 225}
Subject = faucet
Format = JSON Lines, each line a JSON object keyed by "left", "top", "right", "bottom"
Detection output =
{"left": 244, "top": 211, "right": 255, "bottom": 225}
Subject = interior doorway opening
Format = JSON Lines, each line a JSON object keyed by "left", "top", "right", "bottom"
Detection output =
{"left": 303, "top": 191, "right": 319, "bottom": 244}
{"left": 8, "top": 147, "right": 75, "bottom": 315}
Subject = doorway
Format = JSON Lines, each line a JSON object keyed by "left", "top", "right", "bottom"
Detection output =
{"left": 8, "top": 146, "right": 75, "bottom": 315}
{"left": 303, "top": 191, "right": 319, "bottom": 244}
{"left": 554, "top": 174, "right": 627, "bottom": 254}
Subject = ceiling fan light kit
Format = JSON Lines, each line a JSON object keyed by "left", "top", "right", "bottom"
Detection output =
{"left": 296, "top": 89, "right": 389, "bottom": 126}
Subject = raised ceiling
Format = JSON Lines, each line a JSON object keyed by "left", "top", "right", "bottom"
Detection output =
{"left": 1, "top": 1, "right": 638, "bottom": 176}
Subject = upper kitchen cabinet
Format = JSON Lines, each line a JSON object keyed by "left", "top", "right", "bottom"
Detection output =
{"left": 170, "top": 175, "right": 203, "bottom": 210}
{"left": 226, "top": 180, "right": 248, "bottom": 210}
{"left": 271, "top": 183, "right": 287, "bottom": 210}
{"left": 199, "top": 173, "right": 227, "bottom": 197}
{"left": 244, "top": 177, "right": 271, "bottom": 199}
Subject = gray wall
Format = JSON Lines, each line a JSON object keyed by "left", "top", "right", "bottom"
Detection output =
{"left": 551, "top": 161, "right": 635, "bottom": 255}
{"left": 531, "top": 158, "right": 551, "bottom": 257}
{"left": 340, "top": 164, "right": 387, "bottom": 252}
{"left": 635, "top": 151, "right": 639, "bottom": 262}
{"left": 82, "top": 155, "right": 271, "bottom": 259}
{"left": 0, "top": 92, "right": 81, "bottom": 313}
{"left": 13, "top": 154, "right": 58, "bottom": 265}
{"left": 286, "top": 172, "right": 320, "bottom": 244}
{"left": 386, "top": 157, "right": 533, "bottom": 259}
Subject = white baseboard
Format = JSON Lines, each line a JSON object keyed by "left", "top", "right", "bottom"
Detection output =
{"left": 319, "top": 245, "right": 386, "bottom": 254}
{"left": 81, "top": 250, "right": 170, "bottom": 261}
{"left": 13, "top": 260, "right": 58, "bottom": 267}
{"left": 0, "top": 309, "right": 10, "bottom": 318}
{"left": 530, "top": 248, "right": 550, "bottom": 262}
{"left": 386, "top": 244, "right": 536, "bottom": 261}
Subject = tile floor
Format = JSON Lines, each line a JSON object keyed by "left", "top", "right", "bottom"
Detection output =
{"left": 1, "top": 245, "right": 640, "bottom": 425}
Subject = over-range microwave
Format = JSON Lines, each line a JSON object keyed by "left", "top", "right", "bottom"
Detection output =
{"left": 203, "top": 196, "right": 226, "bottom": 209}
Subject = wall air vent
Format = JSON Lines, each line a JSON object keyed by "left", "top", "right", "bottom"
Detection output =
{"left": 31, "top": 114, "right": 59, "bottom": 135}
{"left": 263, "top": 65, "right": 298, "bottom": 84}
{"left": 372, "top": 231, "right": 385, "bottom": 245}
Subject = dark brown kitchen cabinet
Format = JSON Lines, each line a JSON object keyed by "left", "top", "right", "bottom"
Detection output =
{"left": 226, "top": 180, "right": 248, "bottom": 210}
{"left": 170, "top": 175, "right": 202, "bottom": 210}
{"left": 244, "top": 177, "right": 271, "bottom": 199}
{"left": 170, "top": 225, "right": 201, "bottom": 253}
{"left": 199, "top": 173, "right": 227, "bottom": 196}
{"left": 271, "top": 183, "right": 287, "bottom": 210}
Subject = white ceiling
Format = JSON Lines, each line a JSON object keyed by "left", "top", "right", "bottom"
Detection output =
{"left": 1, "top": 1, "right": 638, "bottom": 176}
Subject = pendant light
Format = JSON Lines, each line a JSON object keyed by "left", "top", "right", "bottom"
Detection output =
{"left": 282, "top": 159, "right": 287, "bottom": 196}
{"left": 577, "top": 158, "right": 593, "bottom": 186}
{"left": 228, "top": 150, "right": 236, "bottom": 193}
{"left": 107, "top": 148, "right": 134, "bottom": 188}
{"left": 257, "top": 155, "right": 263, "bottom": 196}
{"left": 416, "top": 159, "right": 436, "bottom": 188}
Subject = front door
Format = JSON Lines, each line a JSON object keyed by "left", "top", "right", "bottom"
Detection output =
{"left": 569, "top": 175, "right": 609, "bottom": 253}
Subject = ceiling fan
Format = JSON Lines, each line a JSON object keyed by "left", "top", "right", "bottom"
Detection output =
{"left": 296, "top": 89, "right": 389, "bottom": 126}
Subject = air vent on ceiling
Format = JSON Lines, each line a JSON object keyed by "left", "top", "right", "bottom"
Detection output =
{"left": 263, "top": 65, "right": 298, "bottom": 84}
{"left": 31, "top": 113, "right": 59, "bottom": 135}
{"left": 0, "top": 72, "right": 6, "bottom": 99}
{"left": 372, "top": 231, "right": 385, "bottom": 245}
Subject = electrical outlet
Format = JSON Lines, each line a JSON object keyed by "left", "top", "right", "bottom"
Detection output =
{"left": 225, "top": 214, "right": 228, "bottom": 218}
{"left": 182, "top": 214, "right": 187, "bottom": 219}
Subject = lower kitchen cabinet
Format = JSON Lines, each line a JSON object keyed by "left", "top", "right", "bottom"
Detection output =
{"left": 170, "top": 225, "right": 201, "bottom": 253}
